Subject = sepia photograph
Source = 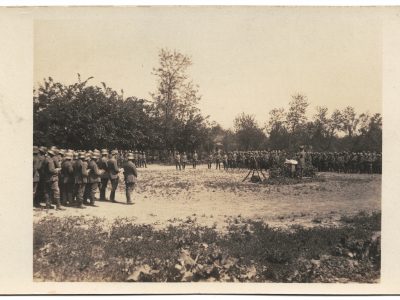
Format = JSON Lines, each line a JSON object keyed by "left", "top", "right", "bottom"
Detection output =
{"left": 30, "top": 7, "right": 384, "bottom": 284}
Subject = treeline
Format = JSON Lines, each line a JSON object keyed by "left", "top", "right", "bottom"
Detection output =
{"left": 34, "top": 49, "right": 382, "bottom": 153}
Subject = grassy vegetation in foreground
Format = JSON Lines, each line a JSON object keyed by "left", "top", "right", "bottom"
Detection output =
{"left": 33, "top": 212, "right": 380, "bottom": 282}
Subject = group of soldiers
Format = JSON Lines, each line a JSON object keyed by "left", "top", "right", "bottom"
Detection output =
{"left": 33, "top": 146, "right": 138, "bottom": 210}
{"left": 173, "top": 149, "right": 382, "bottom": 174}
{"left": 174, "top": 151, "right": 199, "bottom": 170}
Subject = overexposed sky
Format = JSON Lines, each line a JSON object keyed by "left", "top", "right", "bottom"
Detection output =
{"left": 34, "top": 7, "right": 382, "bottom": 129}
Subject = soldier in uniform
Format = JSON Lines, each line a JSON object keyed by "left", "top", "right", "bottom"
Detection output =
{"left": 181, "top": 152, "right": 188, "bottom": 170}
{"left": 223, "top": 152, "right": 228, "bottom": 170}
{"left": 192, "top": 151, "right": 198, "bottom": 169}
{"left": 61, "top": 152, "right": 74, "bottom": 206}
{"left": 175, "top": 152, "right": 181, "bottom": 170}
{"left": 33, "top": 146, "right": 41, "bottom": 207}
{"left": 34, "top": 146, "right": 47, "bottom": 207}
{"left": 43, "top": 149, "right": 64, "bottom": 210}
{"left": 123, "top": 152, "right": 138, "bottom": 205}
{"left": 87, "top": 151, "right": 103, "bottom": 206}
{"left": 142, "top": 151, "right": 147, "bottom": 168}
{"left": 138, "top": 151, "right": 143, "bottom": 168}
{"left": 73, "top": 152, "right": 87, "bottom": 209}
{"left": 207, "top": 153, "right": 213, "bottom": 169}
{"left": 297, "top": 146, "right": 306, "bottom": 178}
{"left": 107, "top": 150, "right": 120, "bottom": 202}
{"left": 98, "top": 149, "right": 109, "bottom": 201}
{"left": 215, "top": 151, "right": 221, "bottom": 170}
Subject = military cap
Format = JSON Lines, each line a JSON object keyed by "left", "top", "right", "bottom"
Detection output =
{"left": 59, "top": 149, "right": 66, "bottom": 156}
{"left": 47, "top": 149, "right": 55, "bottom": 156}
{"left": 33, "top": 146, "right": 39, "bottom": 154}
{"left": 101, "top": 149, "right": 108, "bottom": 155}
{"left": 85, "top": 153, "right": 91, "bottom": 160}
{"left": 65, "top": 152, "right": 73, "bottom": 160}
{"left": 79, "top": 152, "right": 86, "bottom": 159}
{"left": 111, "top": 149, "right": 118, "bottom": 155}
{"left": 127, "top": 152, "right": 135, "bottom": 160}
{"left": 73, "top": 152, "right": 79, "bottom": 159}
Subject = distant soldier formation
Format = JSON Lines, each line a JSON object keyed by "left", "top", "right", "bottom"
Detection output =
{"left": 34, "top": 145, "right": 382, "bottom": 209}
{"left": 173, "top": 149, "right": 382, "bottom": 174}
{"left": 33, "top": 146, "right": 138, "bottom": 210}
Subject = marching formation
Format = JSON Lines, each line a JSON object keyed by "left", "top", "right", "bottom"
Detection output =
{"left": 33, "top": 146, "right": 138, "bottom": 210}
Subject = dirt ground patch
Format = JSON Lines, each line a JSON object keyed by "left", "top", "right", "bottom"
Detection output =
{"left": 33, "top": 164, "right": 381, "bottom": 230}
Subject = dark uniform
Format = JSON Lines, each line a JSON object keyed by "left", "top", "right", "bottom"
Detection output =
{"left": 192, "top": 151, "right": 198, "bottom": 169}
{"left": 87, "top": 154, "right": 102, "bottom": 206}
{"left": 123, "top": 154, "right": 138, "bottom": 204}
{"left": 107, "top": 150, "right": 120, "bottom": 202}
{"left": 73, "top": 152, "right": 88, "bottom": 208}
{"left": 98, "top": 150, "right": 109, "bottom": 201}
{"left": 35, "top": 147, "right": 47, "bottom": 207}
{"left": 43, "top": 151, "right": 63, "bottom": 210}
{"left": 181, "top": 153, "right": 187, "bottom": 170}
{"left": 61, "top": 153, "right": 74, "bottom": 206}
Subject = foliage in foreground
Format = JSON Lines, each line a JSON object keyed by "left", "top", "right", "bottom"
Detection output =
{"left": 33, "top": 212, "right": 381, "bottom": 283}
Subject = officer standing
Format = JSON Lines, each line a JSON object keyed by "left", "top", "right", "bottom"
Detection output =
{"left": 181, "top": 152, "right": 188, "bottom": 170}
{"left": 107, "top": 150, "right": 120, "bottom": 202}
{"left": 175, "top": 152, "right": 181, "bottom": 171}
{"left": 123, "top": 152, "right": 138, "bottom": 205}
{"left": 142, "top": 151, "right": 147, "bottom": 168}
{"left": 98, "top": 149, "right": 109, "bottom": 201}
{"left": 297, "top": 145, "right": 306, "bottom": 179}
{"left": 215, "top": 151, "right": 221, "bottom": 170}
{"left": 207, "top": 153, "right": 213, "bottom": 169}
{"left": 192, "top": 151, "right": 198, "bottom": 169}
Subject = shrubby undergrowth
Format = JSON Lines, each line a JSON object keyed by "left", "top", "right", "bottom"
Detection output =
{"left": 34, "top": 212, "right": 380, "bottom": 282}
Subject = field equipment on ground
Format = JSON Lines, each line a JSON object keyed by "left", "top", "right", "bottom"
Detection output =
{"left": 242, "top": 157, "right": 267, "bottom": 183}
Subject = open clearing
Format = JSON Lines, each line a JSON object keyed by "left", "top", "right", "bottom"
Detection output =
{"left": 33, "top": 164, "right": 381, "bottom": 229}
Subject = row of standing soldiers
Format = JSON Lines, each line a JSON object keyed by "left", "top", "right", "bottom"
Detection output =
{"left": 33, "top": 146, "right": 138, "bottom": 210}
{"left": 175, "top": 150, "right": 382, "bottom": 174}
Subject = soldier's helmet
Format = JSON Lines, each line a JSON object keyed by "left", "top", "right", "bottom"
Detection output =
{"left": 84, "top": 153, "right": 91, "bottom": 161}
{"left": 39, "top": 146, "right": 47, "bottom": 154}
{"left": 50, "top": 146, "right": 59, "bottom": 154}
{"left": 79, "top": 152, "right": 86, "bottom": 159}
{"left": 127, "top": 152, "right": 135, "bottom": 160}
{"left": 33, "top": 146, "right": 39, "bottom": 154}
{"left": 111, "top": 150, "right": 118, "bottom": 155}
{"left": 59, "top": 149, "right": 66, "bottom": 157}
{"left": 93, "top": 149, "right": 101, "bottom": 157}
{"left": 65, "top": 152, "right": 73, "bottom": 160}
{"left": 73, "top": 152, "right": 79, "bottom": 160}
{"left": 101, "top": 149, "right": 108, "bottom": 155}
{"left": 47, "top": 149, "right": 55, "bottom": 156}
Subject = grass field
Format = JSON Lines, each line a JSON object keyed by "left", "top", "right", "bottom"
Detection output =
{"left": 33, "top": 164, "right": 381, "bottom": 282}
